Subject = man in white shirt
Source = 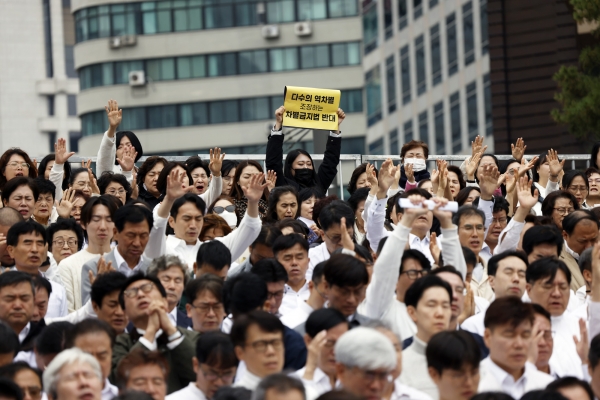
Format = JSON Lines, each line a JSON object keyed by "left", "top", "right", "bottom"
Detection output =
{"left": 461, "top": 251, "right": 529, "bottom": 335}
{"left": 147, "top": 255, "right": 192, "bottom": 329}
{"left": 195, "top": 240, "right": 231, "bottom": 279}
{"left": 0, "top": 272, "right": 40, "bottom": 350}
{"left": 559, "top": 211, "right": 599, "bottom": 292}
{"left": 274, "top": 234, "right": 310, "bottom": 318}
{"left": 479, "top": 296, "right": 553, "bottom": 397}
{"left": 68, "top": 319, "right": 119, "bottom": 400}
{"left": 81, "top": 204, "right": 155, "bottom": 304}
{"left": 231, "top": 310, "right": 285, "bottom": 391}
{"left": 154, "top": 169, "right": 263, "bottom": 270}
{"left": 167, "top": 331, "right": 238, "bottom": 400}
{"left": 526, "top": 257, "right": 585, "bottom": 379}
{"left": 7, "top": 220, "right": 67, "bottom": 318}
{"left": 280, "top": 262, "right": 326, "bottom": 330}
{"left": 59, "top": 195, "right": 119, "bottom": 312}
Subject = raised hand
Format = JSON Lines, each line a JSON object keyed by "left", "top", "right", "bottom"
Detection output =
{"left": 505, "top": 169, "right": 517, "bottom": 194}
{"left": 517, "top": 156, "right": 538, "bottom": 178}
{"left": 208, "top": 148, "right": 225, "bottom": 177}
{"left": 431, "top": 168, "right": 440, "bottom": 194}
{"left": 366, "top": 163, "right": 378, "bottom": 189}
{"left": 105, "top": 99, "right": 122, "bottom": 131}
{"left": 56, "top": 188, "right": 76, "bottom": 218}
{"left": 429, "top": 232, "right": 441, "bottom": 265}
{"left": 458, "top": 283, "right": 475, "bottom": 325}
{"left": 547, "top": 149, "right": 565, "bottom": 180}
{"left": 471, "top": 135, "right": 488, "bottom": 159}
{"left": 466, "top": 152, "right": 483, "bottom": 180}
{"left": 166, "top": 170, "right": 193, "bottom": 200}
{"left": 400, "top": 194, "right": 429, "bottom": 228}
{"left": 438, "top": 167, "right": 448, "bottom": 196}
{"left": 303, "top": 330, "right": 327, "bottom": 380}
{"left": 516, "top": 176, "right": 539, "bottom": 210}
{"left": 527, "top": 319, "right": 543, "bottom": 364}
{"left": 405, "top": 163, "right": 415, "bottom": 184}
{"left": 274, "top": 106, "right": 285, "bottom": 130}
{"left": 336, "top": 108, "right": 346, "bottom": 129}
{"left": 54, "top": 138, "right": 75, "bottom": 165}
{"left": 339, "top": 217, "right": 355, "bottom": 251}
{"left": 511, "top": 137, "right": 526, "bottom": 162}
{"left": 574, "top": 318, "right": 589, "bottom": 364}
{"left": 377, "top": 159, "right": 398, "bottom": 196}
{"left": 87, "top": 166, "right": 100, "bottom": 195}
{"left": 242, "top": 173, "right": 268, "bottom": 204}
{"left": 479, "top": 164, "right": 501, "bottom": 200}
{"left": 116, "top": 146, "right": 137, "bottom": 172}
{"left": 131, "top": 170, "right": 139, "bottom": 199}
{"left": 265, "top": 170, "right": 277, "bottom": 192}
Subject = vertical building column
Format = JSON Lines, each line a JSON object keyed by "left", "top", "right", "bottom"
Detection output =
{"left": 50, "top": 0, "right": 69, "bottom": 150}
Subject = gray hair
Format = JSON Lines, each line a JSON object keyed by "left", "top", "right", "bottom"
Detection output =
{"left": 364, "top": 320, "right": 402, "bottom": 344}
{"left": 334, "top": 327, "right": 397, "bottom": 370}
{"left": 252, "top": 374, "right": 306, "bottom": 400}
{"left": 43, "top": 348, "right": 102, "bottom": 396}
{"left": 146, "top": 254, "right": 191, "bottom": 285}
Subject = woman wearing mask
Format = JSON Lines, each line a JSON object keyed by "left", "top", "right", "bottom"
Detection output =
{"left": 266, "top": 106, "right": 345, "bottom": 196}
{"left": 399, "top": 140, "right": 429, "bottom": 189}
{"left": 207, "top": 195, "right": 238, "bottom": 229}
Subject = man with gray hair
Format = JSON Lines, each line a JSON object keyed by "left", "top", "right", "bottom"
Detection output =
{"left": 43, "top": 347, "right": 103, "bottom": 400}
{"left": 146, "top": 255, "right": 192, "bottom": 328}
{"left": 335, "top": 327, "right": 397, "bottom": 400}
{"left": 252, "top": 374, "right": 306, "bottom": 400}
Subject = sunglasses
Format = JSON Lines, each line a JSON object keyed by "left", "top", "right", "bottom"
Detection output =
{"left": 213, "top": 205, "right": 236, "bottom": 213}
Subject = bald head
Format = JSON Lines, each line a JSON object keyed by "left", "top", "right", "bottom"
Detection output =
{"left": 0, "top": 208, "right": 23, "bottom": 266}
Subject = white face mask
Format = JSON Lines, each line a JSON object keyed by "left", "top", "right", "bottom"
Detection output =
{"left": 219, "top": 211, "right": 238, "bottom": 228}
{"left": 404, "top": 158, "right": 427, "bottom": 172}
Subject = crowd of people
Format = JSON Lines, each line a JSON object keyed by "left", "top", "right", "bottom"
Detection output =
{"left": 2, "top": 99, "right": 600, "bottom": 400}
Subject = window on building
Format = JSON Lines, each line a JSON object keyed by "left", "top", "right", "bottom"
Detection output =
{"left": 400, "top": 45, "right": 411, "bottom": 105}
{"left": 67, "top": 95, "right": 77, "bottom": 116}
{"left": 404, "top": 120, "right": 413, "bottom": 143}
{"left": 239, "top": 50, "right": 268, "bottom": 74}
{"left": 386, "top": 55, "right": 397, "bottom": 114}
{"left": 366, "top": 65, "right": 382, "bottom": 127}
{"left": 363, "top": 1, "right": 378, "bottom": 54}
{"left": 369, "top": 137, "right": 384, "bottom": 155}
{"left": 146, "top": 58, "right": 176, "bottom": 81}
{"left": 331, "top": 42, "right": 361, "bottom": 66}
{"left": 208, "top": 53, "right": 237, "bottom": 77}
{"left": 447, "top": 13, "right": 458, "bottom": 76}
{"left": 180, "top": 103, "right": 208, "bottom": 126}
{"left": 328, "top": 0, "right": 358, "bottom": 17}
{"left": 270, "top": 48, "right": 299, "bottom": 71}
{"left": 450, "top": 92, "right": 461, "bottom": 153}
{"left": 340, "top": 89, "right": 364, "bottom": 113}
{"left": 398, "top": 0, "right": 408, "bottom": 30}
{"left": 298, "top": 0, "right": 327, "bottom": 20}
{"left": 480, "top": 0, "right": 489, "bottom": 55}
{"left": 266, "top": 0, "right": 295, "bottom": 23}
{"left": 463, "top": 2, "right": 475, "bottom": 66}
{"left": 415, "top": 35, "right": 426, "bottom": 96}
{"left": 434, "top": 101, "right": 445, "bottom": 154}
{"left": 384, "top": 0, "right": 393, "bottom": 39}
{"left": 418, "top": 110, "right": 428, "bottom": 141}
{"left": 414, "top": 0, "right": 423, "bottom": 20}
{"left": 484, "top": 74, "right": 492, "bottom": 135}
{"left": 466, "top": 81, "right": 478, "bottom": 142}
{"left": 240, "top": 97, "right": 271, "bottom": 121}
{"left": 389, "top": 128, "right": 399, "bottom": 155}
{"left": 301, "top": 44, "right": 330, "bottom": 69}
{"left": 205, "top": 3, "right": 234, "bottom": 29}
{"left": 120, "top": 107, "right": 147, "bottom": 131}
{"left": 210, "top": 100, "right": 239, "bottom": 124}
{"left": 429, "top": 0, "right": 438, "bottom": 8}
{"left": 431, "top": 24, "right": 442, "bottom": 87}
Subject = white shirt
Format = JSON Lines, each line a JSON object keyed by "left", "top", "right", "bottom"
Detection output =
{"left": 57, "top": 249, "right": 100, "bottom": 312}
{"left": 548, "top": 312, "right": 584, "bottom": 379}
{"left": 136, "top": 327, "right": 184, "bottom": 351}
{"left": 18, "top": 323, "right": 30, "bottom": 343}
{"left": 408, "top": 233, "right": 434, "bottom": 265}
{"left": 280, "top": 300, "right": 315, "bottom": 329}
{"left": 102, "top": 379, "right": 119, "bottom": 400}
{"left": 279, "top": 281, "right": 310, "bottom": 318}
{"left": 460, "top": 309, "right": 486, "bottom": 336}
{"left": 294, "top": 366, "right": 333, "bottom": 396}
{"left": 391, "top": 380, "right": 432, "bottom": 400}
{"left": 114, "top": 247, "right": 145, "bottom": 277}
{"left": 168, "top": 306, "right": 178, "bottom": 327}
{"left": 46, "top": 299, "right": 96, "bottom": 325}
{"left": 166, "top": 382, "right": 207, "bottom": 400}
{"left": 478, "top": 357, "right": 554, "bottom": 398}
{"left": 10, "top": 267, "right": 68, "bottom": 318}
{"left": 307, "top": 243, "right": 330, "bottom": 281}
{"left": 233, "top": 369, "right": 262, "bottom": 391}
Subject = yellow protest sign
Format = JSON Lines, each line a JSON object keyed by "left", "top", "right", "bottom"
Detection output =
{"left": 283, "top": 86, "right": 341, "bottom": 130}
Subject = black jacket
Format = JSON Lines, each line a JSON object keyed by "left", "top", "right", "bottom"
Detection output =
{"left": 266, "top": 133, "right": 341, "bottom": 196}
{"left": 399, "top": 165, "right": 430, "bottom": 189}
{"left": 137, "top": 184, "right": 161, "bottom": 209}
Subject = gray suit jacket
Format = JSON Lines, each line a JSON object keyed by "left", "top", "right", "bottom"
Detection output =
{"left": 80, "top": 249, "right": 152, "bottom": 304}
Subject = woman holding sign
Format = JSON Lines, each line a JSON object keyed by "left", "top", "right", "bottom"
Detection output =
{"left": 266, "top": 105, "right": 345, "bottom": 196}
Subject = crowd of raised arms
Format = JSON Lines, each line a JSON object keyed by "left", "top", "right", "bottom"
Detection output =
{"left": 4, "top": 99, "right": 600, "bottom": 400}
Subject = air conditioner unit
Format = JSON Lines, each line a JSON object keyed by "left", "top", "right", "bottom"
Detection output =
{"left": 109, "top": 36, "right": 121, "bottom": 49}
{"left": 122, "top": 35, "right": 137, "bottom": 46}
{"left": 128, "top": 70, "right": 146, "bottom": 87}
{"left": 294, "top": 21, "right": 312, "bottom": 37}
{"left": 261, "top": 25, "right": 279, "bottom": 39}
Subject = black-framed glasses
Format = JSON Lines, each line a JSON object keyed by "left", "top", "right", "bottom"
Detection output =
{"left": 123, "top": 282, "right": 154, "bottom": 298}
{"left": 190, "top": 302, "right": 224, "bottom": 314}
{"left": 213, "top": 205, "right": 235, "bottom": 213}
{"left": 246, "top": 338, "right": 284, "bottom": 353}
{"left": 199, "top": 366, "right": 235, "bottom": 382}
{"left": 400, "top": 269, "right": 427, "bottom": 280}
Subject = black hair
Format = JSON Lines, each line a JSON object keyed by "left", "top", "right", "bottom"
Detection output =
{"left": 39, "top": 155, "right": 68, "bottom": 190}
{"left": 522, "top": 225, "right": 563, "bottom": 256}
{"left": 80, "top": 195, "right": 120, "bottom": 226}
{"left": 46, "top": 219, "right": 84, "bottom": 252}
{"left": 531, "top": 303, "right": 551, "bottom": 322}
{"left": 273, "top": 233, "right": 309, "bottom": 256}
{"left": 591, "top": 143, "right": 600, "bottom": 170}
{"left": 6, "top": 220, "right": 46, "bottom": 247}
{"left": 347, "top": 187, "right": 370, "bottom": 215}
{"left": 590, "top": 331, "right": 600, "bottom": 369}
{"left": 452, "top": 205, "right": 485, "bottom": 226}
{"left": 323, "top": 254, "right": 368, "bottom": 288}
{"left": 446, "top": 165, "right": 466, "bottom": 191}
{"left": 404, "top": 275, "right": 452, "bottom": 309}
{"left": 470, "top": 394, "right": 518, "bottom": 400}
{"left": 0, "top": 362, "right": 42, "bottom": 388}
{"left": 115, "top": 131, "right": 143, "bottom": 163}
{"left": 136, "top": 156, "right": 168, "bottom": 186}
{"left": 561, "top": 170, "right": 589, "bottom": 193}
{"left": 274, "top": 219, "right": 310, "bottom": 237}
{"left": 376, "top": 236, "right": 388, "bottom": 256}
{"left": 91, "top": 271, "right": 128, "bottom": 308}
{"left": 69, "top": 167, "right": 91, "bottom": 187}
{"left": 462, "top": 246, "right": 477, "bottom": 267}
{"left": 170, "top": 193, "right": 206, "bottom": 219}
{"left": 0, "top": 321, "right": 19, "bottom": 356}
{"left": 546, "top": 377, "right": 594, "bottom": 400}
{"left": 0, "top": 271, "right": 33, "bottom": 296}
{"left": 253, "top": 374, "right": 306, "bottom": 400}
{"left": 184, "top": 274, "right": 224, "bottom": 304}
{"left": 562, "top": 209, "right": 599, "bottom": 235}
{"left": 156, "top": 162, "right": 192, "bottom": 196}
{"left": 221, "top": 160, "right": 239, "bottom": 179}
{"left": 222, "top": 272, "right": 268, "bottom": 315}
{"left": 455, "top": 187, "right": 481, "bottom": 207}
{"left": 484, "top": 296, "right": 534, "bottom": 330}
{"left": 348, "top": 163, "right": 377, "bottom": 195}
{"left": 196, "top": 241, "right": 232, "bottom": 272}
{"left": 319, "top": 200, "right": 355, "bottom": 232}
{"left": 196, "top": 330, "right": 238, "bottom": 369}
{"left": 430, "top": 265, "right": 463, "bottom": 282}
{"left": 66, "top": 318, "right": 116, "bottom": 348}
{"left": 265, "top": 186, "right": 299, "bottom": 223}
{"left": 1, "top": 177, "right": 38, "bottom": 206}
{"left": 33, "top": 177, "right": 55, "bottom": 200}
{"left": 214, "top": 386, "right": 252, "bottom": 400}
{"left": 305, "top": 308, "right": 348, "bottom": 338}
{"left": 284, "top": 149, "right": 317, "bottom": 187}
{"left": 312, "top": 261, "right": 325, "bottom": 285}
{"left": 251, "top": 225, "right": 282, "bottom": 248}
{"left": 97, "top": 172, "right": 132, "bottom": 202}
{"left": 426, "top": 330, "right": 481, "bottom": 374}
{"left": 34, "top": 321, "right": 74, "bottom": 355}
{"left": 251, "top": 258, "right": 288, "bottom": 283}
{"left": 230, "top": 310, "right": 284, "bottom": 347}
{"left": 118, "top": 273, "right": 167, "bottom": 310}
{"left": 401, "top": 249, "right": 432, "bottom": 274}
{"left": 526, "top": 257, "right": 572, "bottom": 285}
{"left": 113, "top": 204, "right": 153, "bottom": 234}
{"left": 541, "top": 191, "right": 580, "bottom": 218}
{"left": 353, "top": 244, "right": 373, "bottom": 264}
{"left": 32, "top": 275, "right": 52, "bottom": 297}
{"left": 185, "top": 156, "right": 211, "bottom": 177}
{"left": 492, "top": 195, "right": 509, "bottom": 215}
{"left": 579, "top": 247, "right": 594, "bottom": 274}
{"left": 114, "top": 391, "right": 155, "bottom": 400}
{"left": 487, "top": 251, "right": 528, "bottom": 276}
{"left": 298, "top": 187, "right": 323, "bottom": 204}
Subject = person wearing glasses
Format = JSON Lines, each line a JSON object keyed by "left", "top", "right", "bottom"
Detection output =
{"left": 334, "top": 327, "right": 398, "bottom": 400}
{"left": 45, "top": 219, "right": 84, "bottom": 286}
{"left": 97, "top": 172, "right": 132, "bottom": 206}
{"left": 167, "top": 331, "right": 238, "bottom": 400}
{"left": 207, "top": 195, "right": 238, "bottom": 229}
{"left": 541, "top": 191, "right": 580, "bottom": 231}
{"left": 562, "top": 170, "right": 590, "bottom": 209}
{"left": 184, "top": 274, "right": 226, "bottom": 334}
{"left": 585, "top": 168, "right": 600, "bottom": 208}
{"left": 0, "top": 148, "right": 37, "bottom": 194}
{"left": 231, "top": 310, "right": 285, "bottom": 391}
{"left": 112, "top": 273, "right": 197, "bottom": 394}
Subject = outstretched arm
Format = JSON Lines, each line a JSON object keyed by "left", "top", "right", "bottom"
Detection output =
{"left": 266, "top": 106, "right": 287, "bottom": 187}
{"left": 97, "top": 99, "right": 122, "bottom": 176}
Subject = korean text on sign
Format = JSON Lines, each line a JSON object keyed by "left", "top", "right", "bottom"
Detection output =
{"left": 282, "top": 86, "right": 341, "bottom": 131}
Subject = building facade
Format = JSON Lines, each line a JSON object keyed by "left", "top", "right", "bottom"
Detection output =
{"left": 73, "top": 0, "right": 367, "bottom": 157}
{"left": 362, "top": 0, "right": 493, "bottom": 157}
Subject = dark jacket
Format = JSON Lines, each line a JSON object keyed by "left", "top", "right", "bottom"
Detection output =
{"left": 137, "top": 185, "right": 161, "bottom": 209}
{"left": 20, "top": 319, "right": 47, "bottom": 352}
{"left": 266, "top": 133, "right": 341, "bottom": 196}
{"left": 399, "top": 165, "right": 430, "bottom": 189}
{"left": 284, "top": 326, "right": 307, "bottom": 370}
{"left": 176, "top": 310, "right": 192, "bottom": 329}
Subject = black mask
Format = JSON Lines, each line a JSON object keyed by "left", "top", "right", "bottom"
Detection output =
{"left": 294, "top": 168, "right": 313, "bottom": 186}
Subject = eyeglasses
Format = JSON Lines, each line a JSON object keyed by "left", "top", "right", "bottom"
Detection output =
{"left": 106, "top": 188, "right": 126, "bottom": 195}
{"left": 190, "top": 302, "right": 224, "bottom": 314}
{"left": 213, "top": 205, "right": 235, "bottom": 214}
{"left": 7, "top": 161, "right": 29, "bottom": 169}
{"left": 400, "top": 269, "right": 426, "bottom": 280}
{"left": 491, "top": 217, "right": 508, "bottom": 225}
{"left": 267, "top": 290, "right": 284, "bottom": 300}
{"left": 553, "top": 207, "right": 574, "bottom": 215}
{"left": 246, "top": 338, "right": 284, "bottom": 353}
{"left": 200, "top": 366, "right": 235, "bottom": 382}
{"left": 568, "top": 186, "right": 588, "bottom": 193}
{"left": 540, "top": 329, "right": 555, "bottom": 341}
{"left": 52, "top": 239, "right": 78, "bottom": 249}
{"left": 123, "top": 282, "right": 155, "bottom": 298}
